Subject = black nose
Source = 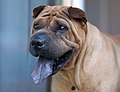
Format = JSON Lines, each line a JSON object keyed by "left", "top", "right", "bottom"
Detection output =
{"left": 31, "top": 39, "right": 45, "bottom": 49}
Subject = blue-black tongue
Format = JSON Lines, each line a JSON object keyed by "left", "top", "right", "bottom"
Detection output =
{"left": 31, "top": 51, "right": 71, "bottom": 84}
{"left": 31, "top": 57, "right": 54, "bottom": 84}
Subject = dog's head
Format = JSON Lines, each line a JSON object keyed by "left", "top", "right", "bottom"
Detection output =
{"left": 29, "top": 5, "right": 87, "bottom": 84}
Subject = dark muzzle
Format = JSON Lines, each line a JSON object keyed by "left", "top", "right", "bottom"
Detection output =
{"left": 29, "top": 32, "right": 50, "bottom": 57}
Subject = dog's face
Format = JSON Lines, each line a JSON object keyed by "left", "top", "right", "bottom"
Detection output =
{"left": 29, "top": 6, "right": 87, "bottom": 84}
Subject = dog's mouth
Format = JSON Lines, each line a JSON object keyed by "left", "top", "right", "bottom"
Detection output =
{"left": 31, "top": 50, "right": 72, "bottom": 84}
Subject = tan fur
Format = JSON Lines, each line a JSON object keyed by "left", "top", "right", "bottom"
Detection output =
{"left": 31, "top": 6, "right": 120, "bottom": 92}
{"left": 113, "top": 35, "right": 120, "bottom": 47}
{"left": 51, "top": 22, "right": 120, "bottom": 92}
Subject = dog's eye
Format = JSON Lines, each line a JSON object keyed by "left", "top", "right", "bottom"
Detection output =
{"left": 57, "top": 25, "right": 68, "bottom": 34}
{"left": 56, "top": 25, "right": 68, "bottom": 36}
{"left": 58, "top": 25, "right": 68, "bottom": 31}
{"left": 33, "top": 24, "right": 39, "bottom": 30}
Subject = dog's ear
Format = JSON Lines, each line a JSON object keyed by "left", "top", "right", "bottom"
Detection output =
{"left": 68, "top": 7, "right": 87, "bottom": 24}
{"left": 33, "top": 5, "right": 46, "bottom": 19}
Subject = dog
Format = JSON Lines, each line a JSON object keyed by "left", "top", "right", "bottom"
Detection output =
{"left": 29, "top": 5, "right": 120, "bottom": 92}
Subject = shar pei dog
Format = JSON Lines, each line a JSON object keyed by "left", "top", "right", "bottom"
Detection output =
{"left": 29, "top": 5, "right": 120, "bottom": 92}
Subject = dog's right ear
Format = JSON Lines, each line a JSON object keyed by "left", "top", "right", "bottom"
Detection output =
{"left": 33, "top": 5, "right": 46, "bottom": 19}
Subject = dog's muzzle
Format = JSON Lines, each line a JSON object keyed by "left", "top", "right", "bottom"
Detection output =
{"left": 29, "top": 31, "right": 72, "bottom": 84}
{"left": 29, "top": 32, "right": 50, "bottom": 57}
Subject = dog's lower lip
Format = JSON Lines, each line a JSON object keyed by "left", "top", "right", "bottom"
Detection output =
{"left": 52, "top": 50, "right": 72, "bottom": 75}
{"left": 54, "top": 50, "right": 72, "bottom": 62}
{"left": 38, "top": 50, "right": 72, "bottom": 63}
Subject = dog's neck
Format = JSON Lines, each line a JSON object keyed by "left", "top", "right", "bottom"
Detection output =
{"left": 58, "top": 22, "right": 103, "bottom": 90}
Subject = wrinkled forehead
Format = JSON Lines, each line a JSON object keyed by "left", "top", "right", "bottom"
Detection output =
{"left": 37, "top": 6, "right": 69, "bottom": 18}
{"left": 32, "top": 6, "right": 70, "bottom": 30}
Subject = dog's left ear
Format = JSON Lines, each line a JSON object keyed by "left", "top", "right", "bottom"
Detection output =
{"left": 33, "top": 5, "right": 46, "bottom": 19}
{"left": 68, "top": 7, "right": 87, "bottom": 24}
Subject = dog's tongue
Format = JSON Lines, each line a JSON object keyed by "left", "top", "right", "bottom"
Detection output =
{"left": 31, "top": 57, "right": 54, "bottom": 84}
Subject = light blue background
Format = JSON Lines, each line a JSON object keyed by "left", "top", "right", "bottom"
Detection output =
{"left": 0, "top": 0, "right": 50, "bottom": 92}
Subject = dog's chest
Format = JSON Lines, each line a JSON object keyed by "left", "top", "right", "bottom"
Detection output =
{"left": 51, "top": 69, "right": 99, "bottom": 92}
{"left": 51, "top": 70, "right": 79, "bottom": 92}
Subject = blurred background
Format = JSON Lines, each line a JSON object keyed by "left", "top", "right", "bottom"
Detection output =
{"left": 0, "top": 0, "right": 119, "bottom": 92}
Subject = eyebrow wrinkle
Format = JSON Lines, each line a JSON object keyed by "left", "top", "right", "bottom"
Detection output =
{"left": 61, "top": 9, "right": 70, "bottom": 19}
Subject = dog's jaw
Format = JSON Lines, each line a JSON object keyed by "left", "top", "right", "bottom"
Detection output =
{"left": 31, "top": 50, "right": 72, "bottom": 84}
